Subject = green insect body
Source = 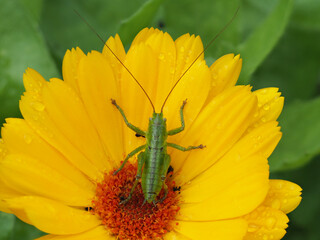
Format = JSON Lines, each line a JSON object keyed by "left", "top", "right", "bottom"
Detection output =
{"left": 75, "top": 7, "right": 238, "bottom": 205}
{"left": 112, "top": 99, "right": 204, "bottom": 205}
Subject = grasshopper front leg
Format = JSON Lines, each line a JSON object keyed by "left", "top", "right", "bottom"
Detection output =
{"left": 111, "top": 99, "right": 146, "bottom": 137}
{"left": 167, "top": 99, "right": 187, "bottom": 136}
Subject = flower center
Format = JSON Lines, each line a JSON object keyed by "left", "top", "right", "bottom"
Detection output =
{"left": 92, "top": 163, "right": 181, "bottom": 240}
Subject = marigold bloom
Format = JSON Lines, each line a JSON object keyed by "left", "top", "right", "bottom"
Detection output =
{"left": 0, "top": 28, "right": 301, "bottom": 240}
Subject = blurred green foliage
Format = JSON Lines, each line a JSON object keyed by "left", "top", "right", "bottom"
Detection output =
{"left": 0, "top": 0, "right": 319, "bottom": 239}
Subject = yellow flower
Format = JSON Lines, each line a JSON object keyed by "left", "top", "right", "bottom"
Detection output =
{"left": 0, "top": 28, "right": 301, "bottom": 240}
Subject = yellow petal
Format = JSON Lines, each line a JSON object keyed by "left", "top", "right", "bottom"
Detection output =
{"left": 0, "top": 138, "right": 6, "bottom": 160}
{"left": 207, "top": 53, "right": 242, "bottom": 101}
{"left": 164, "top": 231, "right": 191, "bottom": 240}
{"left": 263, "top": 180, "right": 302, "bottom": 214}
{"left": 0, "top": 177, "right": 22, "bottom": 202}
{"left": 62, "top": 47, "right": 85, "bottom": 94}
{"left": 178, "top": 154, "right": 269, "bottom": 221}
{"left": 214, "top": 121, "right": 281, "bottom": 165}
{"left": 175, "top": 219, "right": 247, "bottom": 240}
{"left": 0, "top": 154, "right": 93, "bottom": 206}
{"left": 250, "top": 88, "right": 284, "bottom": 130}
{"left": 35, "top": 226, "right": 113, "bottom": 240}
{"left": 243, "top": 206, "right": 289, "bottom": 240}
{"left": 20, "top": 72, "right": 105, "bottom": 180}
{"left": 164, "top": 58, "right": 211, "bottom": 140}
{"left": 2, "top": 118, "right": 94, "bottom": 191}
{"left": 131, "top": 28, "right": 161, "bottom": 47}
{"left": 0, "top": 200, "right": 12, "bottom": 214}
{"left": 102, "top": 34, "right": 126, "bottom": 77}
{"left": 118, "top": 43, "right": 157, "bottom": 153}
{"left": 140, "top": 30, "right": 177, "bottom": 111}
{"left": 171, "top": 86, "right": 257, "bottom": 183}
{"left": 23, "top": 68, "right": 47, "bottom": 98}
{"left": 174, "top": 33, "right": 204, "bottom": 78}
{"left": 0, "top": 139, "right": 22, "bottom": 213}
{"left": 5, "top": 196, "right": 100, "bottom": 235}
{"left": 78, "top": 51, "right": 124, "bottom": 165}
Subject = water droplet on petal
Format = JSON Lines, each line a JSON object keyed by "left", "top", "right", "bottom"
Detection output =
{"left": 248, "top": 224, "right": 259, "bottom": 232}
{"left": 271, "top": 199, "right": 281, "bottom": 209}
{"left": 158, "top": 53, "right": 165, "bottom": 60}
{"left": 263, "top": 104, "right": 270, "bottom": 110}
{"left": 24, "top": 134, "right": 32, "bottom": 144}
{"left": 180, "top": 46, "right": 185, "bottom": 53}
{"left": 261, "top": 89, "right": 267, "bottom": 94}
{"left": 32, "top": 102, "right": 45, "bottom": 111}
{"left": 266, "top": 217, "right": 276, "bottom": 229}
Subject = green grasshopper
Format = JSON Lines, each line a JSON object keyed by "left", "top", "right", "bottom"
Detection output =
{"left": 74, "top": 8, "right": 238, "bottom": 205}
{"left": 111, "top": 97, "right": 204, "bottom": 205}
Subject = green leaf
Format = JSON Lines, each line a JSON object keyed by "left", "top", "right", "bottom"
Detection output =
{"left": 118, "top": 0, "right": 164, "bottom": 46}
{"left": 269, "top": 97, "right": 320, "bottom": 172}
{"left": 0, "top": 212, "right": 15, "bottom": 239}
{"left": 163, "top": 0, "right": 241, "bottom": 60}
{"left": 252, "top": 26, "right": 320, "bottom": 103}
{"left": 19, "top": 0, "right": 43, "bottom": 22}
{"left": 9, "top": 218, "right": 45, "bottom": 240}
{"left": 292, "top": 0, "right": 320, "bottom": 31}
{"left": 238, "top": 0, "right": 293, "bottom": 84}
{"left": 40, "top": 0, "right": 149, "bottom": 62}
{"left": 0, "top": 0, "right": 58, "bottom": 126}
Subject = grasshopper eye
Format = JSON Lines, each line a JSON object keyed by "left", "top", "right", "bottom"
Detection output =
{"left": 148, "top": 146, "right": 152, "bottom": 150}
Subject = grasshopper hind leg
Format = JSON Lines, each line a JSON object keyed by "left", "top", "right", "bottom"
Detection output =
{"left": 156, "top": 154, "right": 171, "bottom": 204}
{"left": 119, "top": 152, "right": 145, "bottom": 205}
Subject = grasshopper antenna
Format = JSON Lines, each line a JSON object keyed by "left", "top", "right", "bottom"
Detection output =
{"left": 74, "top": 9, "right": 156, "bottom": 113}
{"left": 160, "top": 7, "right": 240, "bottom": 113}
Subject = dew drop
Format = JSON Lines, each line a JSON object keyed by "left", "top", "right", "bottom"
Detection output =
{"left": 263, "top": 104, "right": 270, "bottom": 110}
{"left": 271, "top": 199, "right": 281, "bottom": 209}
{"left": 158, "top": 53, "right": 165, "bottom": 60}
{"left": 24, "top": 134, "right": 32, "bottom": 144}
{"left": 266, "top": 217, "right": 276, "bottom": 229}
{"left": 32, "top": 102, "right": 45, "bottom": 111}
{"left": 261, "top": 89, "right": 268, "bottom": 94}
{"left": 261, "top": 117, "right": 267, "bottom": 123}
{"left": 248, "top": 224, "right": 259, "bottom": 232}
{"left": 180, "top": 46, "right": 185, "bottom": 53}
